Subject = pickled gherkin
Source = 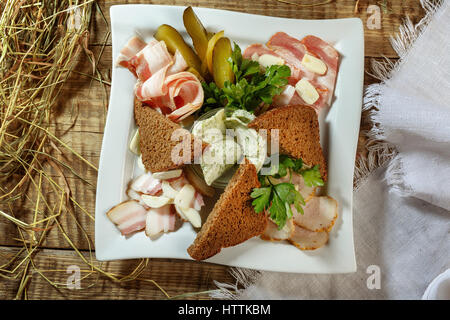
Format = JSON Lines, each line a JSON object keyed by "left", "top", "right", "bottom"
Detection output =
{"left": 183, "top": 6, "right": 209, "bottom": 61}
{"left": 212, "top": 37, "right": 234, "bottom": 88}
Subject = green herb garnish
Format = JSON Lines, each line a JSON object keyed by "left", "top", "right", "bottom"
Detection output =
{"left": 250, "top": 155, "right": 324, "bottom": 229}
{"left": 202, "top": 44, "right": 291, "bottom": 116}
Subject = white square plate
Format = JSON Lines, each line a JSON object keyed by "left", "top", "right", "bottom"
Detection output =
{"left": 95, "top": 4, "right": 364, "bottom": 273}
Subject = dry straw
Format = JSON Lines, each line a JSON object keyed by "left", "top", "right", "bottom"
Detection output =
{"left": 0, "top": 0, "right": 212, "bottom": 300}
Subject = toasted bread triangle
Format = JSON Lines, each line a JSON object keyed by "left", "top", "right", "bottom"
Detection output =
{"left": 187, "top": 159, "right": 267, "bottom": 261}
{"left": 248, "top": 104, "right": 327, "bottom": 181}
{"left": 134, "top": 99, "right": 207, "bottom": 173}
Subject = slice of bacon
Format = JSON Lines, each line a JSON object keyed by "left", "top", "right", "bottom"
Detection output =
{"left": 136, "top": 71, "right": 203, "bottom": 122}
{"left": 169, "top": 174, "right": 190, "bottom": 191}
{"left": 135, "top": 64, "right": 170, "bottom": 101}
{"left": 130, "top": 173, "right": 162, "bottom": 195}
{"left": 106, "top": 200, "right": 147, "bottom": 236}
{"left": 261, "top": 218, "right": 294, "bottom": 241}
{"left": 165, "top": 72, "right": 204, "bottom": 121}
{"left": 121, "top": 40, "right": 187, "bottom": 84}
{"left": 130, "top": 40, "right": 173, "bottom": 82}
{"left": 145, "top": 205, "right": 176, "bottom": 238}
{"left": 167, "top": 50, "right": 188, "bottom": 75}
{"left": 116, "top": 36, "right": 147, "bottom": 73}
{"left": 292, "top": 196, "right": 338, "bottom": 232}
{"left": 288, "top": 224, "right": 329, "bottom": 250}
{"left": 301, "top": 35, "right": 339, "bottom": 75}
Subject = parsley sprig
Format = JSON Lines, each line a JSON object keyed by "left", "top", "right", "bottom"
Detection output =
{"left": 250, "top": 155, "right": 324, "bottom": 229}
{"left": 201, "top": 44, "right": 290, "bottom": 116}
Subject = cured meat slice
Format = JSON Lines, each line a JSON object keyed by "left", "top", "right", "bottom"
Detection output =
{"left": 288, "top": 224, "right": 328, "bottom": 250}
{"left": 261, "top": 218, "right": 294, "bottom": 241}
{"left": 167, "top": 50, "right": 189, "bottom": 75}
{"left": 145, "top": 205, "right": 177, "bottom": 238}
{"left": 116, "top": 36, "right": 147, "bottom": 73}
{"left": 301, "top": 35, "right": 339, "bottom": 106}
{"left": 130, "top": 173, "right": 162, "bottom": 195}
{"left": 129, "top": 40, "right": 173, "bottom": 82}
{"left": 164, "top": 72, "right": 204, "bottom": 121}
{"left": 106, "top": 200, "right": 147, "bottom": 236}
{"left": 135, "top": 71, "right": 203, "bottom": 122}
{"left": 135, "top": 65, "right": 170, "bottom": 101}
{"left": 292, "top": 196, "right": 338, "bottom": 232}
{"left": 266, "top": 32, "right": 339, "bottom": 111}
{"left": 242, "top": 43, "right": 279, "bottom": 60}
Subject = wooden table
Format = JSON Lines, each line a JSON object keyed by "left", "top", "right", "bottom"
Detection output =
{"left": 0, "top": 0, "right": 425, "bottom": 299}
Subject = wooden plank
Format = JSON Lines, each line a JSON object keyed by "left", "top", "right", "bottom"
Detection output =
{"left": 0, "top": 246, "right": 233, "bottom": 299}
{"left": 89, "top": 0, "right": 425, "bottom": 58}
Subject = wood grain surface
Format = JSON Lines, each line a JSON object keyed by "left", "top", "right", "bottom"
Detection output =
{"left": 0, "top": 0, "right": 424, "bottom": 300}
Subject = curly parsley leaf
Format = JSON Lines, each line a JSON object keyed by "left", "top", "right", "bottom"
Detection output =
{"left": 274, "top": 183, "right": 304, "bottom": 218}
{"left": 300, "top": 165, "right": 324, "bottom": 187}
{"left": 250, "top": 186, "right": 272, "bottom": 213}
{"left": 268, "top": 193, "right": 287, "bottom": 229}
{"left": 251, "top": 178, "right": 306, "bottom": 230}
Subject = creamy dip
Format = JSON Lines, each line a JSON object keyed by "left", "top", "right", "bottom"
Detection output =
{"left": 192, "top": 108, "right": 267, "bottom": 186}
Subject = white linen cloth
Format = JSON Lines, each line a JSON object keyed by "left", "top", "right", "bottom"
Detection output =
{"left": 364, "top": 0, "right": 450, "bottom": 210}
{"left": 211, "top": 0, "right": 450, "bottom": 299}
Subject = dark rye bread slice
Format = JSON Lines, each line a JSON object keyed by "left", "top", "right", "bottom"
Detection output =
{"left": 248, "top": 104, "right": 327, "bottom": 181}
{"left": 134, "top": 99, "right": 207, "bottom": 173}
{"left": 187, "top": 159, "right": 268, "bottom": 261}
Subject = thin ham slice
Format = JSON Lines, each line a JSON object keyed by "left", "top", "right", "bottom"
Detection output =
{"left": 301, "top": 35, "right": 339, "bottom": 106}
{"left": 106, "top": 200, "right": 147, "bottom": 236}
{"left": 266, "top": 32, "right": 339, "bottom": 111}
{"left": 261, "top": 218, "right": 294, "bottom": 241}
{"left": 292, "top": 196, "right": 338, "bottom": 232}
{"left": 288, "top": 224, "right": 329, "bottom": 250}
{"left": 116, "top": 36, "right": 147, "bottom": 73}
